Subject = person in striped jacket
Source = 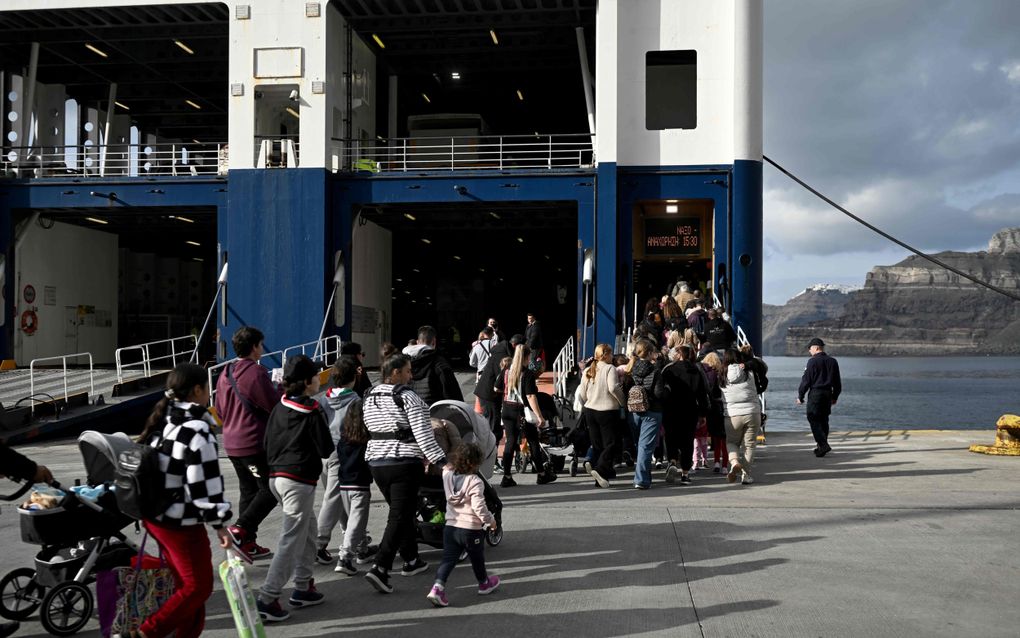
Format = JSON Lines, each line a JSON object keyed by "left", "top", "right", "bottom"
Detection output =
{"left": 362, "top": 354, "right": 447, "bottom": 594}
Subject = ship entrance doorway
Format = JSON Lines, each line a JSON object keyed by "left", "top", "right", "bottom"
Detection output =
{"left": 10, "top": 207, "right": 217, "bottom": 365}
{"left": 351, "top": 202, "right": 577, "bottom": 367}
{"left": 631, "top": 199, "right": 716, "bottom": 314}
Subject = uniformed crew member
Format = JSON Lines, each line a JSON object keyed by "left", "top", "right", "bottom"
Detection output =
{"left": 796, "top": 338, "right": 841, "bottom": 457}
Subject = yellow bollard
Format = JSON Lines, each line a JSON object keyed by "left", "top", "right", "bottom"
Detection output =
{"left": 969, "top": 414, "right": 1020, "bottom": 456}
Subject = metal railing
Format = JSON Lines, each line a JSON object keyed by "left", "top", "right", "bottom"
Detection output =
{"left": 335, "top": 133, "right": 595, "bottom": 173}
{"left": 115, "top": 335, "right": 198, "bottom": 384}
{"left": 29, "top": 352, "right": 94, "bottom": 417}
{"left": 255, "top": 136, "right": 299, "bottom": 169}
{"left": 736, "top": 326, "right": 749, "bottom": 348}
{"left": 282, "top": 335, "right": 342, "bottom": 368}
{"left": 207, "top": 348, "right": 284, "bottom": 406}
{"left": 0, "top": 142, "right": 227, "bottom": 179}
{"left": 551, "top": 336, "right": 576, "bottom": 401}
{"left": 206, "top": 336, "right": 340, "bottom": 406}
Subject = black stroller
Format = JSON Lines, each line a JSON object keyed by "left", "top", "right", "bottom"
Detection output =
{"left": 416, "top": 401, "right": 504, "bottom": 550}
{"left": 517, "top": 392, "right": 574, "bottom": 474}
{"left": 0, "top": 431, "right": 141, "bottom": 636}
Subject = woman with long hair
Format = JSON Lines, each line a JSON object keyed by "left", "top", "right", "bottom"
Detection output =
{"left": 132, "top": 363, "right": 233, "bottom": 638}
{"left": 720, "top": 348, "right": 761, "bottom": 485}
{"left": 700, "top": 352, "right": 729, "bottom": 473}
{"left": 578, "top": 343, "right": 626, "bottom": 488}
{"left": 661, "top": 296, "right": 688, "bottom": 337}
{"left": 626, "top": 339, "right": 665, "bottom": 490}
{"left": 659, "top": 344, "right": 709, "bottom": 486}
{"left": 495, "top": 343, "right": 556, "bottom": 487}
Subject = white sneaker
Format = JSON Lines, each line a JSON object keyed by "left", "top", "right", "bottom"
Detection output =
{"left": 741, "top": 471, "right": 754, "bottom": 485}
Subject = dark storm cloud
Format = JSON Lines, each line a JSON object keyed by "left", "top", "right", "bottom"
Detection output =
{"left": 763, "top": 0, "right": 1020, "bottom": 259}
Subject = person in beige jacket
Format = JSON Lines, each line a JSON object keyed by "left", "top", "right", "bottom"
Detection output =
{"left": 578, "top": 343, "right": 627, "bottom": 488}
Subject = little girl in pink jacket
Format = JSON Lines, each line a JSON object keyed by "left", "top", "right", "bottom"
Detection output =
{"left": 426, "top": 442, "right": 500, "bottom": 607}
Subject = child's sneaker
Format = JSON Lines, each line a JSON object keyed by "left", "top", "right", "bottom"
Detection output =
{"left": 257, "top": 598, "right": 290, "bottom": 622}
{"left": 664, "top": 463, "right": 679, "bottom": 484}
{"left": 477, "top": 575, "right": 501, "bottom": 595}
{"left": 356, "top": 544, "right": 379, "bottom": 564}
{"left": 426, "top": 585, "right": 449, "bottom": 607}
{"left": 289, "top": 580, "right": 324, "bottom": 608}
{"left": 401, "top": 558, "right": 429, "bottom": 576}
{"left": 365, "top": 566, "right": 393, "bottom": 593}
{"left": 315, "top": 548, "right": 333, "bottom": 565}
{"left": 335, "top": 557, "right": 358, "bottom": 575}
{"left": 713, "top": 462, "right": 722, "bottom": 474}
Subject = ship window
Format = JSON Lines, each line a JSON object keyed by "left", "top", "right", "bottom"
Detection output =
{"left": 646, "top": 50, "right": 697, "bottom": 130}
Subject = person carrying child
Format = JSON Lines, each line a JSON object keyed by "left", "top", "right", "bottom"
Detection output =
{"left": 132, "top": 363, "right": 233, "bottom": 638}
{"left": 426, "top": 442, "right": 501, "bottom": 607}
{"left": 256, "top": 355, "right": 334, "bottom": 623}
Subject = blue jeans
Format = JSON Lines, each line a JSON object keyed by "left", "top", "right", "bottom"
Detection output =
{"left": 629, "top": 411, "right": 662, "bottom": 487}
{"left": 435, "top": 526, "right": 488, "bottom": 585}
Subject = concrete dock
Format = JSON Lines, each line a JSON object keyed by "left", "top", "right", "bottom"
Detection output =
{"left": 1, "top": 429, "right": 1016, "bottom": 637}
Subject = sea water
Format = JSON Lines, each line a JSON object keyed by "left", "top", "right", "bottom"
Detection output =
{"left": 762, "top": 356, "right": 1020, "bottom": 431}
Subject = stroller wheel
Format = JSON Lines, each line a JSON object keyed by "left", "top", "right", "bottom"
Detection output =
{"left": 0, "top": 567, "right": 44, "bottom": 620}
{"left": 486, "top": 526, "right": 504, "bottom": 547}
{"left": 40, "top": 581, "right": 92, "bottom": 636}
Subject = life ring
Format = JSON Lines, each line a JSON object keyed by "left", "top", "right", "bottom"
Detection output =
{"left": 20, "top": 310, "right": 38, "bottom": 335}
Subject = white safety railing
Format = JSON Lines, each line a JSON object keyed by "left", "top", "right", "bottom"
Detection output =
{"left": 551, "top": 337, "right": 575, "bottom": 401}
{"left": 206, "top": 336, "right": 340, "bottom": 406}
{"left": 207, "top": 348, "right": 284, "bottom": 406}
{"left": 335, "top": 134, "right": 595, "bottom": 173}
{"left": 115, "top": 335, "right": 198, "bottom": 384}
{"left": 255, "top": 136, "right": 299, "bottom": 169}
{"left": 282, "top": 335, "right": 342, "bottom": 368}
{"left": 736, "top": 326, "right": 750, "bottom": 349}
{"left": 1, "top": 143, "right": 227, "bottom": 179}
{"left": 29, "top": 352, "right": 95, "bottom": 417}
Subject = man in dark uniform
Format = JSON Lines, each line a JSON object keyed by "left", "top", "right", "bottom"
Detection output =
{"left": 797, "top": 337, "right": 841, "bottom": 457}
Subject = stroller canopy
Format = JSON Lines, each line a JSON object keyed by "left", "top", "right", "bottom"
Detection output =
{"left": 77, "top": 430, "right": 135, "bottom": 486}
{"left": 430, "top": 400, "right": 496, "bottom": 461}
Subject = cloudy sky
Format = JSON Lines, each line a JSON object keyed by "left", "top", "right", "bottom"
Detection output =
{"left": 762, "top": 0, "right": 1020, "bottom": 304}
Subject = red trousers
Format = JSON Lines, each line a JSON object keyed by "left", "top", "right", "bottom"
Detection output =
{"left": 140, "top": 521, "right": 213, "bottom": 638}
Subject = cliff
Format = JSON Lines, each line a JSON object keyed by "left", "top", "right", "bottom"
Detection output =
{"left": 782, "top": 228, "right": 1020, "bottom": 355}
{"left": 762, "top": 285, "right": 856, "bottom": 355}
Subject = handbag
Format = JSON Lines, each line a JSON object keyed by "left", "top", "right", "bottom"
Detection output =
{"left": 109, "top": 533, "right": 175, "bottom": 636}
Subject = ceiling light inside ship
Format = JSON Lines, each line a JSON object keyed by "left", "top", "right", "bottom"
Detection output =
{"left": 174, "top": 39, "right": 194, "bottom": 55}
{"left": 185, "top": 99, "right": 202, "bottom": 110}
{"left": 285, "top": 107, "right": 300, "bottom": 118}
{"left": 186, "top": 240, "right": 201, "bottom": 246}
{"left": 666, "top": 204, "right": 679, "bottom": 213}
{"left": 422, "top": 93, "right": 431, "bottom": 103}
{"left": 372, "top": 34, "right": 385, "bottom": 48}
{"left": 516, "top": 89, "right": 524, "bottom": 101}
{"left": 85, "top": 43, "right": 108, "bottom": 58}
{"left": 115, "top": 101, "right": 129, "bottom": 110}
{"left": 489, "top": 29, "right": 499, "bottom": 45}
{"left": 451, "top": 72, "right": 460, "bottom": 80}
{"left": 404, "top": 213, "right": 416, "bottom": 221}
{"left": 421, "top": 238, "right": 431, "bottom": 244}
{"left": 85, "top": 217, "right": 108, "bottom": 225}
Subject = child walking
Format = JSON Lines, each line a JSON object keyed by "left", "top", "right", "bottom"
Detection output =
{"left": 426, "top": 442, "right": 500, "bottom": 607}
{"left": 331, "top": 363, "right": 375, "bottom": 576}
{"left": 257, "top": 355, "right": 334, "bottom": 623}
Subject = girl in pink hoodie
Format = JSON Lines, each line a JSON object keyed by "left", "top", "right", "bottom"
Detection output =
{"left": 426, "top": 442, "right": 501, "bottom": 607}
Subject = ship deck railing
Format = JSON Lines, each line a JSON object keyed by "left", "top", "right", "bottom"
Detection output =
{"left": 0, "top": 142, "right": 227, "bottom": 179}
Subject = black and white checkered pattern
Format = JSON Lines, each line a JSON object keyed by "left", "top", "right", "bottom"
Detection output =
{"left": 150, "top": 402, "right": 233, "bottom": 528}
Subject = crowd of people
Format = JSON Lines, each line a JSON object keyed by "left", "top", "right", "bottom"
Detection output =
{"left": 0, "top": 297, "right": 845, "bottom": 637}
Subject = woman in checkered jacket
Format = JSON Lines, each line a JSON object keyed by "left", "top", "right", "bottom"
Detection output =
{"left": 130, "top": 363, "right": 234, "bottom": 638}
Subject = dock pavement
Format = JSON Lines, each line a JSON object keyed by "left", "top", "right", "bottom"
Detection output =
{"left": 1, "top": 428, "right": 1017, "bottom": 637}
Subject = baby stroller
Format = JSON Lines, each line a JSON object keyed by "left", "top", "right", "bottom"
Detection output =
{"left": 0, "top": 431, "right": 140, "bottom": 636}
{"left": 518, "top": 392, "right": 573, "bottom": 474}
{"left": 417, "top": 401, "right": 503, "bottom": 549}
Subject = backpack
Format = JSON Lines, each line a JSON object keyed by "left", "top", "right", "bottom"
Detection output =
{"left": 113, "top": 437, "right": 176, "bottom": 520}
{"left": 627, "top": 384, "right": 649, "bottom": 413}
{"left": 750, "top": 361, "right": 769, "bottom": 395}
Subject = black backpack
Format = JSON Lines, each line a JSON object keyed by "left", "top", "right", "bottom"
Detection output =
{"left": 114, "top": 426, "right": 183, "bottom": 520}
{"left": 749, "top": 361, "right": 769, "bottom": 395}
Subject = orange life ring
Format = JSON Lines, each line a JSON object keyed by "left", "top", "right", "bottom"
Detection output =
{"left": 20, "top": 310, "right": 38, "bottom": 335}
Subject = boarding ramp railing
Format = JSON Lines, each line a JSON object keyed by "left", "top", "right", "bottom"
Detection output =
{"left": 335, "top": 134, "right": 595, "bottom": 173}
{"left": 255, "top": 137, "right": 299, "bottom": 169}
{"left": 29, "top": 352, "right": 94, "bottom": 418}
{"left": 282, "top": 335, "right": 342, "bottom": 368}
{"left": 115, "top": 335, "right": 198, "bottom": 384}
{"left": 207, "top": 348, "right": 284, "bottom": 407}
{"left": 206, "top": 336, "right": 341, "bottom": 407}
{"left": 551, "top": 337, "right": 575, "bottom": 402}
{"left": 0, "top": 143, "right": 227, "bottom": 179}
{"left": 737, "top": 326, "right": 749, "bottom": 348}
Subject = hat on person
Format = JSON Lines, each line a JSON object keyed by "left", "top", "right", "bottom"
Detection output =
{"left": 808, "top": 337, "right": 825, "bottom": 349}
{"left": 283, "top": 354, "right": 325, "bottom": 382}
